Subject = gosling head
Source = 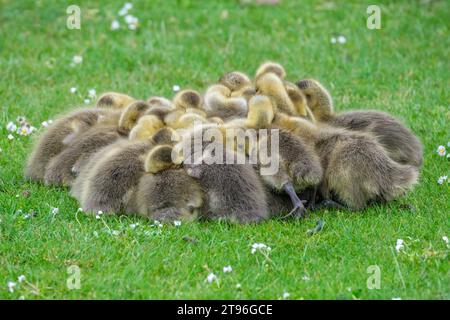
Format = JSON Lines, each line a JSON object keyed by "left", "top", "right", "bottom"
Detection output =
{"left": 128, "top": 115, "right": 164, "bottom": 141}
{"left": 118, "top": 100, "right": 152, "bottom": 132}
{"left": 246, "top": 95, "right": 275, "bottom": 129}
{"left": 255, "top": 61, "right": 286, "bottom": 80}
{"left": 96, "top": 92, "right": 136, "bottom": 109}
{"left": 151, "top": 127, "right": 181, "bottom": 145}
{"left": 147, "top": 96, "right": 174, "bottom": 109}
{"left": 173, "top": 89, "right": 203, "bottom": 110}
{"left": 175, "top": 112, "right": 209, "bottom": 130}
{"left": 285, "top": 82, "right": 310, "bottom": 119}
{"left": 219, "top": 71, "right": 251, "bottom": 91}
{"left": 145, "top": 145, "right": 181, "bottom": 174}
{"left": 296, "top": 78, "right": 333, "bottom": 121}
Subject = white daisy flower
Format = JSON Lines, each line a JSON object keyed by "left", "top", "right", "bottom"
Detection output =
{"left": 443, "top": 236, "right": 449, "bottom": 244}
{"left": 111, "top": 20, "right": 120, "bottom": 30}
{"left": 302, "top": 275, "right": 310, "bottom": 281}
{"left": 17, "top": 125, "right": 34, "bottom": 136}
{"left": 128, "top": 23, "right": 137, "bottom": 30}
{"left": 251, "top": 242, "right": 272, "bottom": 254}
{"left": 173, "top": 220, "right": 182, "bottom": 227}
{"left": 7, "top": 281, "right": 16, "bottom": 293}
{"left": 437, "top": 145, "right": 446, "bottom": 157}
{"left": 282, "top": 292, "right": 290, "bottom": 299}
{"left": 153, "top": 220, "right": 163, "bottom": 228}
{"left": 88, "top": 89, "right": 96, "bottom": 99}
{"left": 18, "top": 295, "right": 25, "bottom": 300}
{"left": 130, "top": 223, "right": 139, "bottom": 229}
{"left": 72, "top": 55, "right": 83, "bottom": 64}
{"left": 392, "top": 297, "right": 402, "bottom": 300}
{"left": 6, "top": 122, "right": 17, "bottom": 132}
{"left": 395, "top": 239, "right": 404, "bottom": 252}
{"left": 111, "top": 230, "right": 120, "bottom": 236}
{"left": 223, "top": 265, "right": 232, "bottom": 273}
{"left": 119, "top": 8, "right": 127, "bottom": 16}
{"left": 337, "top": 35, "right": 347, "bottom": 44}
{"left": 437, "top": 176, "right": 447, "bottom": 185}
{"left": 18, "top": 275, "right": 26, "bottom": 283}
{"left": 172, "top": 85, "right": 180, "bottom": 92}
{"left": 70, "top": 87, "right": 77, "bottom": 94}
{"left": 124, "top": 14, "right": 137, "bottom": 24}
{"left": 330, "top": 37, "right": 337, "bottom": 44}
{"left": 84, "top": 99, "right": 91, "bottom": 105}
{"left": 7, "top": 134, "right": 14, "bottom": 140}
{"left": 206, "top": 273, "right": 217, "bottom": 284}
{"left": 95, "top": 210, "right": 103, "bottom": 219}
{"left": 41, "top": 121, "right": 49, "bottom": 127}
{"left": 124, "top": 2, "right": 133, "bottom": 10}
{"left": 236, "top": 283, "right": 241, "bottom": 289}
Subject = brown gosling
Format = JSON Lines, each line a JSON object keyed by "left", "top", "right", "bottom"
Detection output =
{"left": 255, "top": 61, "right": 286, "bottom": 81}
{"left": 96, "top": 92, "right": 136, "bottom": 109}
{"left": 124, "top": 145, "right": 203, "bottom": 222}
{"left": 245, "top": 95, "right": 323, "bottom": 218}
{"left": 204, "top": 84, "right": 248, "bottom": 121}
{"left": 25, "top": 92, "right": 130, "bottom": 182}
{"left": 273, "top": 106, "right": 419, "bottom": 210}
{"left": 297, "top": 78, "right": 423, "bottom": 168}
{"left": 255, "top": 72, "right": 297, "bottom": 115}
{"left": 219, "top": 71, "right": 252, "bottom": 92}
{"left": 70, "top": 125, "right": 176, "bottom": 214}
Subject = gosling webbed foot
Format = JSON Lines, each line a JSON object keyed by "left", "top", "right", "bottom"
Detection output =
{"left": 313, "top": 199, "right": 346, "bottom": 211}
{"left": 281, "top": 199, "right": 308, "bottom": 220}
{"left": 282, "top": 181, "right": 308, "bottom": 219}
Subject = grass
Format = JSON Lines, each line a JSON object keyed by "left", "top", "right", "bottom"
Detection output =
{"left": 0, "top": 0, "right": 448, "bottom": 299}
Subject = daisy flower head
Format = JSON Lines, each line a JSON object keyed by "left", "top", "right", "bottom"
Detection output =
{"left": 111, "top": 20, "right": 120, "bottom": 31}
{"left": 18, "top": 275, "right": 26, "bottom": 283}
{"left": 251, "top": 242, "right": 272, "bottom": 254}
{"left": 282, "top": 292, "right": 290, "bottom": 299}
{"left": 88, "top": 89, "right": 97, "bottom": 99}
{"left": 7, "top": 281, "right": 17, "bottom": 293}
{"left": 7, "top": 134, "right": 14, "bottom": 140}
{"left": 443, "top": 236, "right": 449, "bottom": 244}
{"left": 437, "top": 176, "right": 447, "bottom": 185}
{"left": 6, "top": 122, "right": 17, "bottom": 133}
{"left": 337, "top": 35, "right": 347, "bottom": 44}
{"left": 223, "top": 265, "right": 233, "bottom": 273}
{"left": 173, "top": 220, "right": 181, "bottom": 227}
{"left": 206, "top": 273, "right": 218, "bottom": 284}
{"left": 70, "top": 87, "right": 77, "bottom": 94}
{"left": 395, "top": 239, "right": 404, "bottom": 252}
{"left": 172, "top": 85, "right": 181, "bottom": 92}
{"left": 130, "top": 223, "right": 139, "bottom": 230}
{"left": 72, "top": 55, "right": 83, "bottom": 65}
{"left": 437, "top": 145, "right": 446, "bottom": 157}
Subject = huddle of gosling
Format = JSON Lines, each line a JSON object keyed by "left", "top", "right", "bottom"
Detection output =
{"left": 25, "top": 62, "right": 423, "bottom": 224}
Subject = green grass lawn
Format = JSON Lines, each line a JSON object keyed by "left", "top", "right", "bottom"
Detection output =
{"left": 0, "top": 0, "right": 449, "bottom": 299}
